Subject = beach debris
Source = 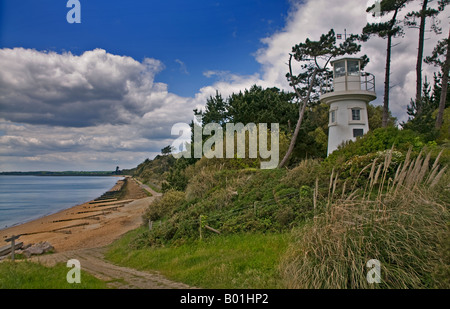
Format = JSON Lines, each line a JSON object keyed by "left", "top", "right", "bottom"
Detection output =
{"left": 0, "top": 241, "right": 24, "bottom": 257}
{"left": 23, "top": 241, "right": 54, "bottom": 258}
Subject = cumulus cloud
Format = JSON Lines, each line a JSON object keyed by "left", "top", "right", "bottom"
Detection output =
{"left": 0, "top": 48, "right": 199, "bottom": 170}
{"left": 0, "top": 48, "right": 174, "bottom": 127}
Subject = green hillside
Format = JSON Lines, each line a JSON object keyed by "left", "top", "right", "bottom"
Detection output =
{"left": 107, "top": 125, "right": 449, "bottom": 288}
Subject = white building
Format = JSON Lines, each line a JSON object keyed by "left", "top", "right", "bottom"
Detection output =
{"left": 320, "top": 57, "right": 377, "bottom": 156}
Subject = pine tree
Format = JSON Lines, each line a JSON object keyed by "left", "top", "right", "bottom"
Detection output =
{"left": 405, "top": 0, "right": 447, "bottom": 105}
{"left": 362, "top": 0, "right": 412, "bottom": 127}
{"left": 278, "top": 29, "right": 363, "bottom": 168}
{"left": 425, "top": 28, "right": 450, "bottom": 130}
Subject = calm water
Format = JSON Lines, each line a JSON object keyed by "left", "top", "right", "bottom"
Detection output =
{"left": 0, "top": 176, "right": 122, "bottom": 230}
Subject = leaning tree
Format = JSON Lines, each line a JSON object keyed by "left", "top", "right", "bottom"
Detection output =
{"left": 278, "top": 29, "right": 364, "bottom": 168}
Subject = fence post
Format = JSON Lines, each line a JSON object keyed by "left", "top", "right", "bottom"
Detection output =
{"left": 5, "top": 235, "right": 21, "bottom": 262}
{"left": 199, "top": 215, "right": 203, "bottom": 240}
{"left": 11, "top": 238, "right": 15, "bottom": 262}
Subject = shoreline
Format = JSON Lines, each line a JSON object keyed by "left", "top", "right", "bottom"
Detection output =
{"left": 0, "top": 177, "right": 154, "bottom": 253}
{"left": 0, "top": 175, "right": 125, "bottom": 232}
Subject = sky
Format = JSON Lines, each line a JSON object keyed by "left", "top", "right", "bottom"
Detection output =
{"left": 0, "top": 0, "right": 449, "bottom": 171}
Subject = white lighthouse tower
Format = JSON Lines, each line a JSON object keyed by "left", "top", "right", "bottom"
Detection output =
{"left": 320, "top": 57, "right": 377, "bottom": 156}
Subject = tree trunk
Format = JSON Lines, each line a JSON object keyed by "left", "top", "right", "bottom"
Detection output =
{"left": 383, "top": 34, "right": 392, "bottom": 127}
{"left": 435, "top": 28, "right": 450, "bottom": 130}
{"left": 416, "top": 0, "right": 428, "bottom": 107}
{"left": 278, "top": 68, "right": 318, "bottom": 168}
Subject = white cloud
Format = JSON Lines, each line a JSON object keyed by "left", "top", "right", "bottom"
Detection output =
{"left": 0, "top": 48, "right": 198, "bottom": 171}
{"left": 0, "top": 48, "right": 171, "bottom": 127}
{"left": 175, "top": 59, "right": 189, "bottom": 75}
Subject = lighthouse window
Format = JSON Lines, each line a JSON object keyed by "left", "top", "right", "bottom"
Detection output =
{"left": 353, "top": 129, "right": 364, "bottom": 138}
{"left": 334, "top": 61, "right": 346, "bottom": 78}
{"left": 348, "top": 60, "right": 360, "bottom": 76}
{"left": 330, "top": 110, "right": 336, "bottom": 123}
{"left": 351, "top": 109, "right": 361, "bottom": 121}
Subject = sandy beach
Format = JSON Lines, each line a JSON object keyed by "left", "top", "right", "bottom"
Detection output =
{"left": 0, "top": 177, "right": 157, "bottom": 253}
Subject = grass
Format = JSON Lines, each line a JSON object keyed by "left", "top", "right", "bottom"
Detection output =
{"left": 106, "top": 227, "right": 289, "bottom": 289}
{"left": 105, "top": 146, "right": 448, "bottom": 289}
{"left": 0, "top": 261, "right": 108, "bottom": 289}
{"left": 144, "top": 181, "right": 162, "bottom": 193}
{"left": 280, "top": 148, "right": 450, "bottom": 289}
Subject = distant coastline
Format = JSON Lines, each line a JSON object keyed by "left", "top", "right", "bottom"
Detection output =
{"left": 0, "top": 175, "right": 124, "bottom": 230}
{"left": 0, "top": 171, "right": 120, "bottom": 177}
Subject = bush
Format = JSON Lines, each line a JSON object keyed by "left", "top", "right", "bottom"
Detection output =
{"left": 142, "top": 190, "right": 186, "bottom": 223}
{"left": 281, "top": 150, "right": 449, "bottom": 289}
{"left": 326, "top": 127, "right": 425, "bottom": 164}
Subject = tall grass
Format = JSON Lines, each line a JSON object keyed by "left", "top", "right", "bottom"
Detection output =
{"left": 281, "top": 148, "right": 449, "bottom": 289}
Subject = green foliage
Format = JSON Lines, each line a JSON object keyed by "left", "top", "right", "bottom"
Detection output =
{"left": 162, "top": 157, "right": 193, "bottom": 192}
{"left": 363, "top": 0, "right": 412, "bottom": 39}
{"left": 281, "top": 165, "right": 449, "bottom": 289}
{"left": 436, "top": 107, "right": 450, "bottom": 143}
{"left": 106, "top": 229, "right": 289, "bottom": 289}
{"left": 367, "top": 104, "right": 396, "bottom": 129}
{"left": 111, "top": 143, "right": 449, "bottom": 289}
{"left": 326, "top": 127, "right": 426, "bottom": 163}
{"left": 402, "top": 75, "right": 449, "bottom": 141}
{"left": 142, "top": 190, "right": 186, "bottom": 223}
{"left": 133, "top": 154, "right": 176, "bottom": 190}
{"left": 201, "top": 85, "right": 298, "bottom": 134}
{"left": 161, "top": 145, "right": 174, "bottom": 156}
{"left": 0, "top": 261, "right": 108, "bottom": 289}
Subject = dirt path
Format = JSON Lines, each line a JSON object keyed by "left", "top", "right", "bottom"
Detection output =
{"left": 33, "top": 247, "right": 193, "bottom": 289}
{"left": 2, "top": 177, "right": 191, "bottom": 289}
{"left": 134, "top": 179, "right": 162, "bottom": 197}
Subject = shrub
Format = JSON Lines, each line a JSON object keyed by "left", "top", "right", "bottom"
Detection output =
{"left": 326, "top": 127, "right": 425, "bottom": 164}
{"left": 142, "top": 190, "right": 186, "bottom": 223}
{"left": 281, "top": 149, "right": 449, "bottom": 289}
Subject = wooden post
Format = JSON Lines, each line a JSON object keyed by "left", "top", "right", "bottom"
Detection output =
{"left": 11, "top": 238, "right": 15, "bottom": 262}
{"left": 5, "top": 235, "right": 21, "bottom": 262}
{"left": 199, "top": 216, "right": 203, "bottom": 240}
{"left": 148, "top": 220, "right": 153, "bottom": 231}
{"left": 204, "top": 225, "right": 220, "bottom": 234}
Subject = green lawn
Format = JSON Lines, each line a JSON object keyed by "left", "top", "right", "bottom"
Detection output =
{"left": 106, "top": 227, "right": 289, "bottom": 289}
{"left": 0, "top": 261, "right": 108, "bottom": 289}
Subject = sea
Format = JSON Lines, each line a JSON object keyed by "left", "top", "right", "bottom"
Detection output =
{"left": 0, "top": 175, "right": 122, "bottom": 230}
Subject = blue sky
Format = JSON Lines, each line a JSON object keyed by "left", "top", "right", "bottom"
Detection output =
{"left": 0, "top": 0, "right": 448, "bottom": 171}
{"left": 0, "top": 0, "right": 290, "bottom": 97}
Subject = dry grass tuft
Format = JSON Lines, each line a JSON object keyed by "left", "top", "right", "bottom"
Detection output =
{"left": 281, "top": 148, "right": 449, "bottom": 289}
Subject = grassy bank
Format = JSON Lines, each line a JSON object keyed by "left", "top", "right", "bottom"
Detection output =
{"left": 0, "top": 261, "right": 108, "bottom": 289}
{"left": 106, "top": 227, "right": 289, "bottom": 289}
{"left": 106, "top": 145, "right": 449, "bottom": 289}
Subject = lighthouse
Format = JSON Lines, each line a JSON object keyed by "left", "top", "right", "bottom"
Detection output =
{"left": 320, "top": 57, "right": 377, "bottom": 156}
